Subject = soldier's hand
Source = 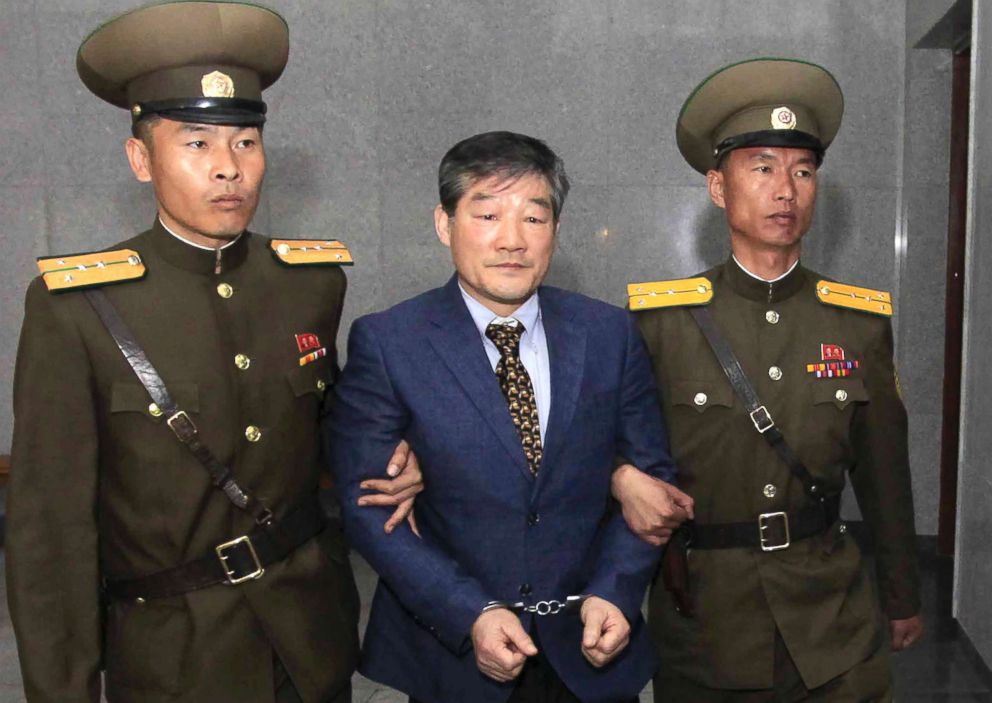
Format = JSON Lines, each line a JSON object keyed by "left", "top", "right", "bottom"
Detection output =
{"left": 358, "top": 439, "right": 423, "bottom": 535}
{"left": 580, "top": 597, "right": 631, "bottom": 667}
{"left": 890, "top": 614, "right": 924, "bottom": 651}
{"left": 611, "top": 464, "right": 694, "bottom": 546}
{"left": 471, "top": 608, "right": 538, "bottom": 682}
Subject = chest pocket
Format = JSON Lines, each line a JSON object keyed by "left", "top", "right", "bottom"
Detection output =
{"left": 670, "top": 380, "right": 733, "bottom": 413}
{"left": 110, "top": 381, "right": 200, "bottom": 417}
{"left": 811, "top": 378, "right": 869, "bottom": 410}
{"left": 287, "top": 363, "right": 336, "bottom": 398}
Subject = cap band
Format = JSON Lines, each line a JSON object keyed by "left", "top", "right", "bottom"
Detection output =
{"left": 133, "top": 97, "right": 266, "bottom": 126}
{"left": 714, "top": 129, "right": 824, "bottom": 166}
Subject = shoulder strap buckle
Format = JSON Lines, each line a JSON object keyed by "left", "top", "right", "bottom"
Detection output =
{"left": 166, "top": 410, "right": 198, "bottom": 443}
{"left": 749, "top": 405, "right": 775, "bottom": 433}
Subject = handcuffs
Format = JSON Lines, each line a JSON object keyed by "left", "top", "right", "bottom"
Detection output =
{"left": 481, "top": 594, "right": 591, "bottom": 617}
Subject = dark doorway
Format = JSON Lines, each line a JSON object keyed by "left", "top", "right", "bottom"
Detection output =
{"left": 937, "top": 49, "right": 970, "bottom": 558}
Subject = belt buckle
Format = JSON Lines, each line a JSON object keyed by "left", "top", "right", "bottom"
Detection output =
{"left": 215, "top": 535, "right": 265, "bottom": 584}
{"left": 758, "top": 511, "right": 790, "bottom": 552}
{"left": 749, "top": 405, "right": 775, "bottom": 434}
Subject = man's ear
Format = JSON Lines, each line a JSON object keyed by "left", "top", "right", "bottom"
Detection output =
{"left": 125, "top": 137, "right": 153, "bottom": 183}
{"left": 706, "top": 168, "right": 726, "bottom": 209}
{"left": 434, "top": 204, "right": 452, "bottom": 247}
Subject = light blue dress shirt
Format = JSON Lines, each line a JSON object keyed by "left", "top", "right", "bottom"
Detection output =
{"left": 458, "top": 283, "right": 551, "bottom": 442}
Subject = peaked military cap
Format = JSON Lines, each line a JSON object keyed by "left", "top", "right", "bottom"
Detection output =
{"left": 676, "top": 57, "right": 844, "bottom": 174}
{"left": 77, "top": 0, "right": 289, "bottom": 126}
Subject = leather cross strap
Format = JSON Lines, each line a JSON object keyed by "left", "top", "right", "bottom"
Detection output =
{"left": 689, "top": 306, "right": 825, "bottom": 500}
{"left": 84, "top": 288, "right": 273, "bottom": 524}
{"left": 104, "top": 500, "right": 326, "bottom": 600}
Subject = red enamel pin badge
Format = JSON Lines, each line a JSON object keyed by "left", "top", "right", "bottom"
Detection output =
{"left": 806, "top": 343, "right": 860, "bottom": 378}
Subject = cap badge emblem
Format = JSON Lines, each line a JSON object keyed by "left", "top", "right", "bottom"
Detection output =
{"left": 201, "top": 70, "right": 235, "bottom": 98}
{"left": 770, "top": 106, "right": 797, "bottom": 130}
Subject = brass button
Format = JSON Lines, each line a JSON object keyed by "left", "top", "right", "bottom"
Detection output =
{"left": 135, "top": 597, "right": 146, "bottom": 605}
{"left": 768, "top": 366, "right": 783, "bottom": 381}
{"left": 763, "top": 484, "right": 777, "bottom": 498}
{"left": 234, "top": 353, "right": 251, "bottom": 370}
{"left": 838, "top": 523, "right": 848, "bottom": 534}
{"left": 148, "top": 403, "right": 163, "bottom": 417}
{"left": 693, "top": 392, "right": 708, "bottom": 406}
{"left": 765, "top": 310, "right": 780, "bottom": 324}
{"left": 217, "top": 282, "right": 234, "bottom": 298}
{"left": 245, "top": 425, "right": 262, "bottom": 442}
{"left": 835, "top": 389, "right": 848, "bottom": 402}
{"left": 316, "top": 379, "right": 327, "bottom": 392}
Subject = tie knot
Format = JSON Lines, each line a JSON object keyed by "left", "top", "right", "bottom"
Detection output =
{"left": 485, "top": 320, "right": 524, "bottom": 354}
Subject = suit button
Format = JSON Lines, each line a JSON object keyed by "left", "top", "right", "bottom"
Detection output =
{"left": 316, "top": 379, "right": 327, "bottom": 392}
{"left": 245, "top": 425, "right": 262, "bottom": 442}
{"left": 519, "top": 583, "right": 532, "bottom": 597}
{"left": 765, "top": 310, "right": 780, "bottom": 324}
{"left": 693, "top": 392, "right": 708, "bottom": 406}
{"left": 763, "top": 484, "right": 777, "bottom": 498}
{"left": 835, "top": 389, "right": 848, "bottom": 402}
{"left": 234, "top": 353, "right": 251, "bottom": 370}
{"left": 527, "top": 512, "right": 540, "bottom": 526}
{"left": 148, "top": 402, "right": 163, "bottom": 417}
{"left": 768, "top": 366, "right": 783, "bottom": 381}
{"left": 216, "top": 282, "right": 234, "bottom": 298}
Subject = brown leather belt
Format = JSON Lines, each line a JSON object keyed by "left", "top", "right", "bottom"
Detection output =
{"left": 104, "top": 500, "right": 326, "bottom": 601}
{"left": 688, "top": 494, "right": 840, "bottom": 551}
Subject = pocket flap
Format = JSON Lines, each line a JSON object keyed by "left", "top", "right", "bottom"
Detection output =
{"left": 287, "top": 363, "right": 335, "bottom": 397}
{"left": 670, "top": 380, "right": 733, "bottom": 413}
{"left": 110, "top": 381, "right": 200, "bottom": 415}
{"left": 812, "top": 378, "right": 869, "bottom": 409}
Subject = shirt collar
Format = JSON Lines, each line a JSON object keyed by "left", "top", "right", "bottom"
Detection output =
{"left": 458, "top": 282, "right": 541, "bottom": 336}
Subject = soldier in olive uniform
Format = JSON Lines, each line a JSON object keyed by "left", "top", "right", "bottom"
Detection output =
{"left": 6, "top": 3, "right": 421, "bottom": 702}
{"left": 609, "top": 58, "right": 923, "bottom": 701}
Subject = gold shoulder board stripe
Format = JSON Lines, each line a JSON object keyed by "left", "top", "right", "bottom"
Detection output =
{"left": 37, "top": 249, "right": 146, "bottom": 292}
{"left": 815, "top": 279, "right": 892, "bottom": 317}
{"left": 627, "top": 277, "right": 713, "bottom": 311}
{"left": 270, "top": 239, "right": 354, "bottom": 266}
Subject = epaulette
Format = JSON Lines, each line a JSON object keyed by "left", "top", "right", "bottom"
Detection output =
{"left": 37, "top": 249, "right": 146, "bottom": 293}
{"left": 270, "top": 239, "right": 353, "bottom": 266}
{"left": 627, "top": 277, "right": 713, "bottom": 311}
{"left": 815, "top": 279, "right": 892, "bottom": 317}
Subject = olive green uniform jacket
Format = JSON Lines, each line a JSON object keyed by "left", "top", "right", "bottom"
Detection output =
{"left": 638, "top": 259, "right": 920, "bottom": 691}
{"left": 6, "top": 222, "right": 360, "bottom": 703}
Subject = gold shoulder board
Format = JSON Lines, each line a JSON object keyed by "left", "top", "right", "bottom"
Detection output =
{"left": 37, "top": 249, "right": 146, "bottom": 292}
{"left": 270, "top": 239, "right": 354, "bottom": 266}
{"left": 627, "top": 277, "right": 713, "bottom": 311}
{"left": 815, "top": 280, "right": 892, "bottom": 317}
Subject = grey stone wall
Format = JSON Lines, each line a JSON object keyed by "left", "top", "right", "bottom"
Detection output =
{"left": 953, "top": 0, "right": 992, "bottom": 666}
{"left": 0, "top": 0, "right": 951, "bottom": 533}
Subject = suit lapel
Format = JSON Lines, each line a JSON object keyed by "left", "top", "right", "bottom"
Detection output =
{"left": 426, "top": 277, "right": 532, "bottom": 479}
{"left": 535, "top": 288, "right": 586, "bottom": 492}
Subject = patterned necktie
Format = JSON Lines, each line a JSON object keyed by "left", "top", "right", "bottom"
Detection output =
{"left": 485, "top": 320, "right": 543, "bottom": 476}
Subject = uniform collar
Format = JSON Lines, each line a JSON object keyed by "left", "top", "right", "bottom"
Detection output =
{"left": 149, "top": 218, "right": 250, "bottom": 275}
{"left": 723, "top": 255, "right": 806, "bottom": 304}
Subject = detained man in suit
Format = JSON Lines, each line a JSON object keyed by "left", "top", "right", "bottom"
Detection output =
{"left": 327, "top": 131, "right": 685, "bottom": 703}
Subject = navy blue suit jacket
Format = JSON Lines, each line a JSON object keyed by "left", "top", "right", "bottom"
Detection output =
{"left": 327, "top": 277, "right": 675, "bottom": 703}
